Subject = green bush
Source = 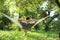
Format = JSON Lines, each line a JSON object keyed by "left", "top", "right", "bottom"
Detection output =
{"left": 0, "top": 30, "right": 59, "bottom": 40}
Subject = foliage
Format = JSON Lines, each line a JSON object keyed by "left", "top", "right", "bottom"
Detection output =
{"left": 0, "top": 0, "right": 60, "bottom": 39}
{"left": 0, "top": 30, "right": 58, "bottom": 40}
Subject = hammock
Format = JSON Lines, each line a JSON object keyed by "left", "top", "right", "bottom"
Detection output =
{"left": 0, "top": 12, "right": 49, "bottom": 29}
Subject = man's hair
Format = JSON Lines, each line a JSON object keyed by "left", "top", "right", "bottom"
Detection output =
{"left": 26, "top": 16, "right": 30, "bottom": 20}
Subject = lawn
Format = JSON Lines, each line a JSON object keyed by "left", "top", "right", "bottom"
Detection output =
{"left": 0, "top": 30, "right": 59, "bottom": 40}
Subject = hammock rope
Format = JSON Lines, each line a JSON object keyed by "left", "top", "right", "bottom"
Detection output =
{"left": 0, "top": 12, "right": 22, "bottom": 28}
{"left": 32, "top": 16, "right": 49, "bottom": 28}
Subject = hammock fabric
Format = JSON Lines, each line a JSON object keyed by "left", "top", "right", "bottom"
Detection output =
{"left": 18, "top": 19, "right": 37, "bottom": 29}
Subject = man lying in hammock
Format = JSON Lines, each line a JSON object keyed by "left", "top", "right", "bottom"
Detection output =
{"left": 18, "top": 16, "right": 37, "bottom": 36}
{"left": 18, "top": 16, "right": 48, "bottom": 36}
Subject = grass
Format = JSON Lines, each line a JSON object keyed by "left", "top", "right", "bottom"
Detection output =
{"left": 0, "top": 30, "right": 59, "bottom": 40}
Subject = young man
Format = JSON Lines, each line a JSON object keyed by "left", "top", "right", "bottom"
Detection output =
{"left": 18, "top": 16, "right": 37, "bottom": 36}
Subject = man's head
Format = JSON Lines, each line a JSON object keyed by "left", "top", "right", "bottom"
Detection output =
{"left": 26, "top": 16, "right": 30, "bottom": 20}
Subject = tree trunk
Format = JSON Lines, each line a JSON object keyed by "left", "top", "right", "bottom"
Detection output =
{"left": 55, "top": 0, "right": 60, "bottom": 8}
{"left": 59, "top": 33, "right": 60, "bottom": 38}
{"left": 45, "top": 15, "right": 58, "bottom": 31}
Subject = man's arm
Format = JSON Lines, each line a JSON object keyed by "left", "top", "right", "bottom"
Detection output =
{"left": 28, "top": 20, "right": 37, "bottom": 24}
{"left": 18, "top": 18, "right": 27, "bottom": 23}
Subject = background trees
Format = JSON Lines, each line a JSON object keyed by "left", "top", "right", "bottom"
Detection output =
{"left": 0, "top": 0, "right": 60, "bottom": 38}
{"left": 0, "top": 0, "right": 60, "bottom": 40}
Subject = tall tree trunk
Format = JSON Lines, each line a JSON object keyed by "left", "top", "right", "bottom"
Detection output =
{"left": 59, "top": 33, "right": 60, "bottom": 38}
{"left": 55, "top": 0, "right": 60, "bottom": 8}
{"left": 45, "top": 18, "right": 53, "bottom": 31}
{"left": 45, "top": 15, "right": 58, "bottom": 31}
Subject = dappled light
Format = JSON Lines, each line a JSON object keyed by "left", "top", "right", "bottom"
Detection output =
{"left": 0, "top": 0, "right": 60, "bottom": 40}
{"left": 50, "top": 10, "right": 56, "bottom": 17}
{"left": 54, "top": 18, "right": 58, "bottom": 21}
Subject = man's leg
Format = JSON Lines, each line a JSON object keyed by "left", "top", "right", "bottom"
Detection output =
{"left": 24, "top": 29, "right": 27, "bottom": 36}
